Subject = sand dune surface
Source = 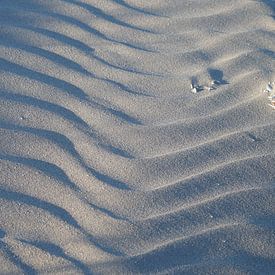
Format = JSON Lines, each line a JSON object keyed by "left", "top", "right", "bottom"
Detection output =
{"left": 0, "top": 0, "right": 274, "bottom": 274}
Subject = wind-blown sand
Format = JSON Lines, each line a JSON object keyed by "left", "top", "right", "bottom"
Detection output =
{"left": 0, "top": 0, "right": 274, "bottom": 274}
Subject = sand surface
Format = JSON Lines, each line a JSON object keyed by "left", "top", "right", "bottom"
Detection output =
{"left": 0, "top": 0, "right": 274, "bottom": 274}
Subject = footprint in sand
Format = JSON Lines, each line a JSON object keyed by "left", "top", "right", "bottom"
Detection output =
{"left": 191, "top": 68, "right": 228, "bottom": 93}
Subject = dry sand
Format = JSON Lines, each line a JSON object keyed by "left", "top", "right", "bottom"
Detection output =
{"left": 0, "top": 0, "right": 274, "bottom": 274}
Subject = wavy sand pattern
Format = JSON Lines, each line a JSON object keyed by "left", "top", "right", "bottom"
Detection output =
{"left": 0, "top": 0, "right": 274, "bottom": 274}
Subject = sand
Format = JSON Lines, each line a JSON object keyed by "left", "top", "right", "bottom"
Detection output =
{"left": 0, "top": 0, "right": 274, "bottom": 274}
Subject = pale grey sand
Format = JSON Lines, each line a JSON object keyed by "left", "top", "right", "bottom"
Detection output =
{"left": 0, "top": 0, "right": 274, "bottom": 274}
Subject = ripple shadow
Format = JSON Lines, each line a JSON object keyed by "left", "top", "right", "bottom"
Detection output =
{"left": 0, "top": 229, "right": 37, "bottom": 275}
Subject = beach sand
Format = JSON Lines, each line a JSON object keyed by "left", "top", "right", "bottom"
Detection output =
{"left": 0, "top": 0, "right": 274, "bottom": 274}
